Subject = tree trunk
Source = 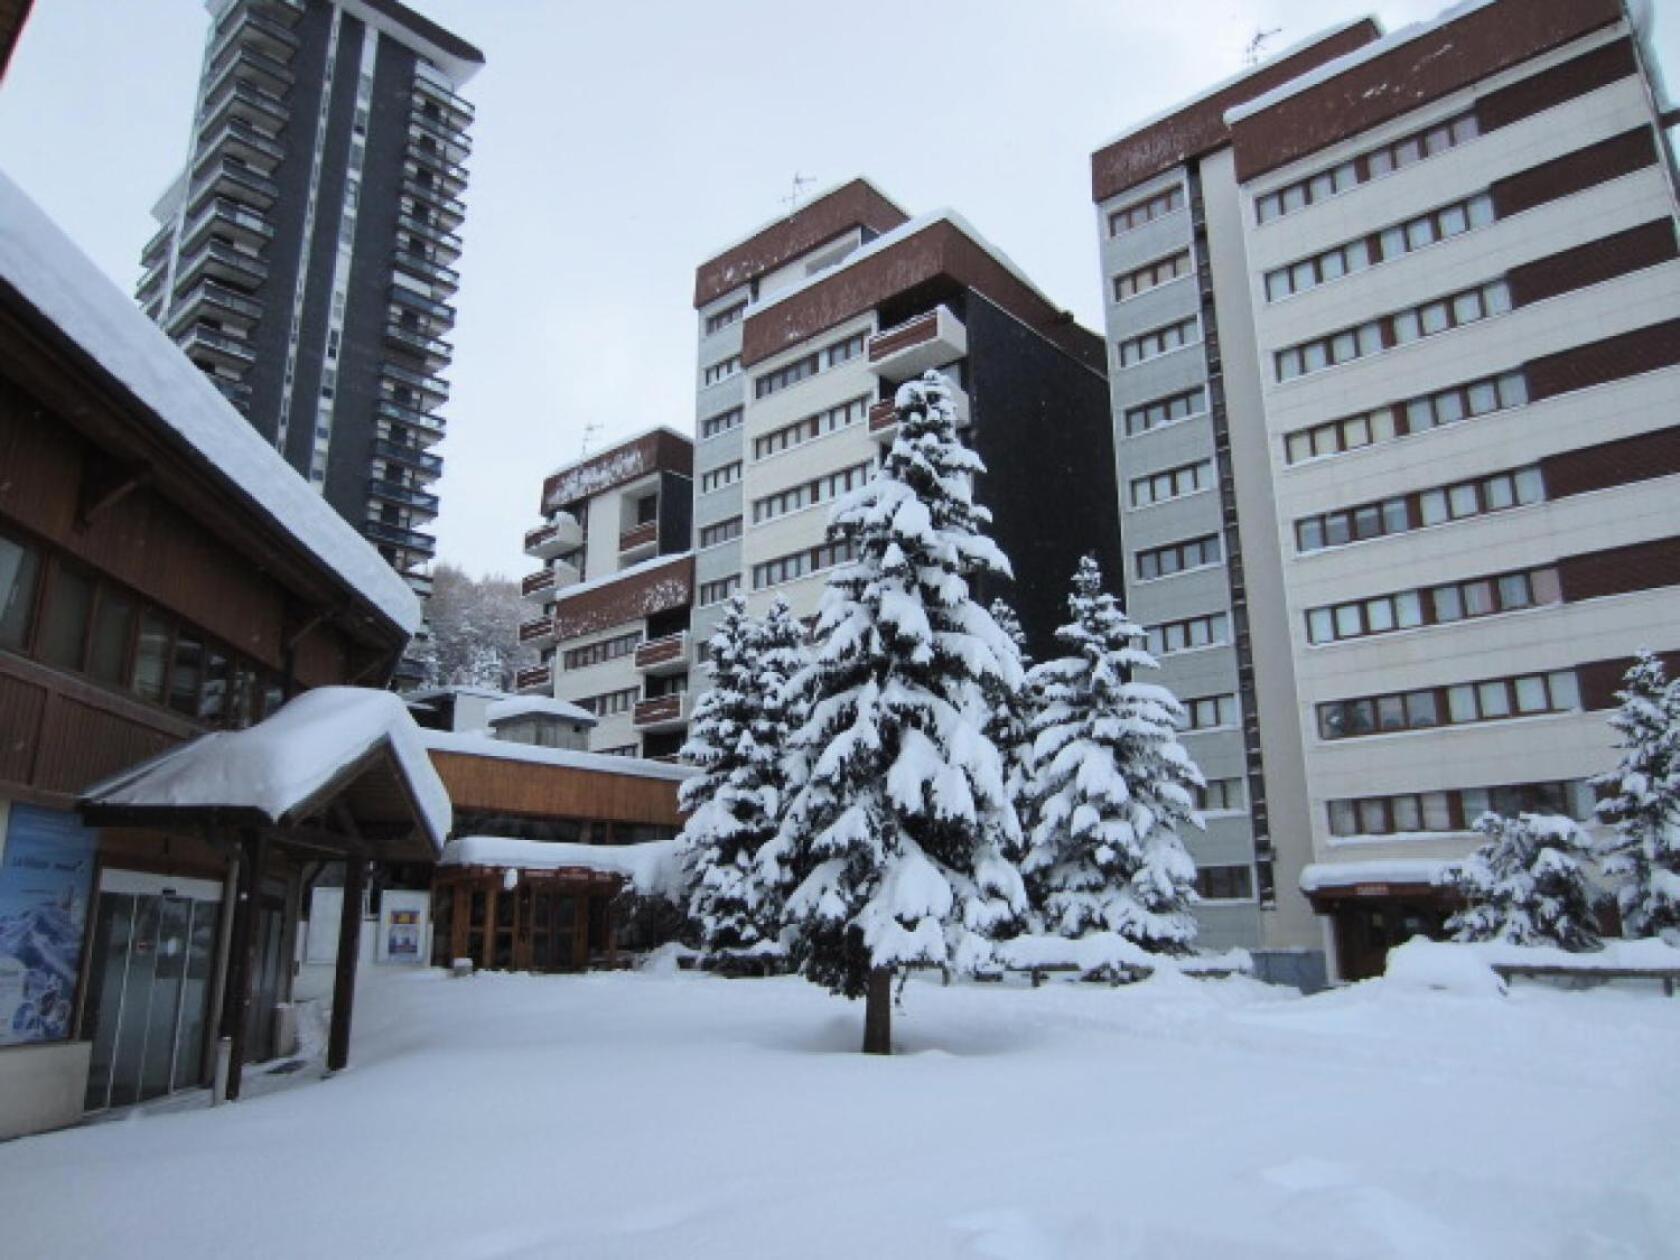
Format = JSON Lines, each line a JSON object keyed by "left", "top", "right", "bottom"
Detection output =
{"left": 863, "top": 967, "right": 893, "bottom": 1055}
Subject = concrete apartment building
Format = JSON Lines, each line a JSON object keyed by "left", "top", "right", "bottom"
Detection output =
{"left": 1094, "top": 0, "right": 1680, "bottom": 981}
{"left": 517, "top": 429, "right": 696, "bottom": 760}
{"left": 134, "top": 0, "right": 482, "bottom": 680}
{"left": 690, "top": 180, "right": 1120, "bottom": 660}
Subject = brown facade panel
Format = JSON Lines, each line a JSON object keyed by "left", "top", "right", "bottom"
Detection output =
{"left": 1506, "top": 220, "right": 1677, "bottom": 310}
{"left": 1558, "top": 536, "right": 1680, "bottom": 605}
{"left": 429, "top": 749, "right": 685, "bottom": 828}
{"left": 1490, "top": 125, "right": 1657, "bottom": 220}
{"left": 1542, "top": 426, "right": 1680, "bottom": 501}
{"left": 1230, "top": 0, "right": 1624, "bottom": 183}
{"left": 1477, "top": 36, "right": 1637, "bottom": 134}
{"left": 1526, "top": 319, "right": 1680, "bottom": 401}
{"left": 1579, "top": 651, "right": 1680, "bottom": 712}
{"left": 693, "top": 180, "right": 909, "bottom": 309}
{"left": 1089, "top": 21, "right": 1380, "bottom": 203}
{"left": 541, "top": 429, "right": 692, "bottom": 513}
{"left": 0, "top": 668, "right": 46, "bottom": 785}
{"left": 32, "top": 693, "right": 177, "bottom": 798}
{"left": 554, "top": 553, "right": 693, "bottom": 641}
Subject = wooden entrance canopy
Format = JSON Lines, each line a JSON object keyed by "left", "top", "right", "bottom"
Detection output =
{"left": 79, "top": 688, "right": 450, "bottom": 1099}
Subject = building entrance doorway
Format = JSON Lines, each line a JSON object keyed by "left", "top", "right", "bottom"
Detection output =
{"left": 82, "top": 872, "right": 224, "bottom": 1112}
{"left": 1333, "top": 898, "right": 1451, "bottom": 982}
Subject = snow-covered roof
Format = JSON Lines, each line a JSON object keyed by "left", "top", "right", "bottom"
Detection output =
{"left": 1300, "top": 860, "right": 1449, "bottom": 893}
{"left": 81, "top": 688, "right": 452, "bottom": 855}
{"left": 696, "top": 175, "right": 905, "bottom": 275}
{"left": 550, "top": 550, "right": 693, "bottom": 606}
{"left": 421, "top": 728, "right": 696, "bottom": 782}
{"left": 485, "top": 695, "right": 597, "bottom": 726}
{"left": 1225, "top": 1, "right": 1499, "bottom": 126}
{"left": 746, "top": 208, "right": 1062, "bottom": 320}
{"left": 545, "top": 424, "right": 694, "bottom": 481}
{"left": 0, "top": 173, "right": 421, "bottom": 636}
{"left": 404, "top": 685, "right": 509, "bottom": 705}
{"left": 439, "top": 835, "right": 682, "bottom": 896}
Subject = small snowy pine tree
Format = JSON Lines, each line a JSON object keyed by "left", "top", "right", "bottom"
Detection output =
{"left": 676, "top": 595, "right": 801, "bottom": 960}
{"left": 1020, "top": 555, "right": 1203, "bottom": 954}
{"left": 1592, "top": 650, "right": 1680, "bottom": 938}
{"left": 1440, "top": 812, "right": 1601, "bottom": 950}
{"left": 763, "top": 370, "right": 1026, "bottom": 1053}
{"left": 984, "top": 597, "right": 1033, "bottom": 862}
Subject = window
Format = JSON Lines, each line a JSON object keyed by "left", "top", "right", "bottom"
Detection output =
{"left": 752, "top": 460, "right": 872, "bottom": 524}
{"left": 1181, "top": 694, "right": 1238, "bottom": 732}
{"left": 699, "top": 517, "right": 743, "bottom": 549}
{"left": 698, "top": 575, "right": 741, "bottom": 607}
{"left": 1195, "top": 864, "right": 1254, "bottom": 900}
{"left": 0, "top": 530, "right": 40, "bottom": 651}
{"left": 1118, "top": 316, "right": 1198, "bottom": 367}
{"left": 700, "top": 407, "right": 743, "bottom": 440}
{"left": 1108, "top": 185, "right": 1185, "bottom": 236}
{"left": 579, "top": 687, "right": 639, "bottom": 717}
{"left": 1196, "top": 779, "right": 1246, "bottom": 813}
{"left": 704, "top": 302, "right": 746, "bottom": 335}
{"left": 133, "top": 611, "right": 171, "bottom": 703}
{"left": 753, "top": 396, "right": 868, "bottom": 459}
{"left": 1145, "top": 612, "right": 1228, "bottom": 657}
{"left": 700, "top": 461, "right": 742, "bottom": 493}
{"left": 1264, "top": 192, "right": 1494, "bottom": 302}
{"left": 755, "top": 352, "right": 818, "bottom": 398}
{"left": 563, "top": 631, "right": 642, "bottom": 670}
{"left": 39, "top": 560, "right": 93, "bottom": 671}
{"left": 1275, "top": 280, "right": 1512, "bottom": 381}
{"left": 702, "top": 355, "right": 741, "bottom": 386}
{"left": 751, "top": 539, "right": 857, "bottom": 590}
{"left": 1283, "top": 371, "right": 1527, "bottom": 465}
{"left": 1327, "top": 778, "right": 1591, "bottom": 837}
{"left": 1318, "top": 671, "right": 1578, "bottom": 741}
{"left": 1137, "top": 534, "right": 1222, "bottom": 581}
{"left": 1129, "top": 460, "right": 1211, "bottom": 508}
{"left": 1114, "top": 250, "right": 1191, "bottom": 301}
{"left": 825, "top": 332, "right": 866, "bottom": 368}
{"left": 1255, "top": 111, "right": 1478, "bottom": 224}
{"left": 88, "top": 589, "right": 134, "bottom": 686}
{"left": 1305, "top": 566, "right": 1560, "bottom": 644}
{"left": 1124, "top": 388, "right": 1204, "bottom": 438}
{"left": 1294, "top": 465, "right": 1541, "bottom": 555}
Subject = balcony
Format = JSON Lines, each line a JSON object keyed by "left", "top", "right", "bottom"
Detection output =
{"left": 405, "top": 144, "right": 469, "bottom": 195}
{"left": 136, "top": 261, "right": 168, "bottom": 303}
{"left": 389, "top": 283, "right": 455, "bottom": 323}
{"left": 634, "top": 633, "right": 690, "bottom": 676}
{"left": 383, "top": 321, "right": 453, "bottom": 368}
{"left": 178, "top": 237, "right": 268, "bottom": 290}
{"left": 632, "top": 692, "right": 688, "bottom": 732}
{"left": 206, "top": 41, "right": 295, "bottom": 98}
{"left": 207, "top": 374, "right": 252, "bottom": 411}
{"left": 867, "top": 383, "right": 970, "bottom": 442}
{"left": 412, "top": 73, "right": 475, "bottom": 126}
{"left": 401, "top": 177, "right": 466, "bottom": 227}
{"left": 374, "top": 437, "right": 443, "bottom": 478}
{"left": 200, "top": 78, "right": 289, "bottom": 133}
{"left": 367, "top": 477, "right": 440, "bottom": 516}
{"left": 521, "top": 558, "right": 582, "bottom": 602}
{"left": 380, "top": 360, "right": 449, "bottom": 404}
{"left": 191, "top": 156, "right": 280, "bottom": 209}
{"left": 396, "top": 212, "right": 464, "bottom": 263}
{"left": 518, "top": 614, "right": 557, "bottom": 649}
{"left": 867, "top": 305, "right": 967, "bottom": 384}
{"left": 514, "top": 663, "right": 553, "bottom": 695}
{"left": 401, "top": 567, "right": 434, "bottom": 598}
{"left": 180, "top": 323, "right": 256, "bottom": 370}
{"left": 524, "top": 512, "right": 583, "bottom": 558}
{"left": 408, "top": 109, "right": 472, "bottom": 157}
{"left": 209, "top": 5, "right": 300, "bottom": 64}
{"left": 376, "top": 397, "right": 446, "bottom": 443}
{"left": 392, "top": 247, "right": 460, "bottom": 293}
{"left": 194, "top": 116, "right": 285, "bottom": 173}
{"left": 183, "top": 196, "right": 273, "bottom": 252}
{"left": 362, "top": 520, "right": 437, "bottom": 557}
{"left": 618, "top": 519, "right": 658, "bottom": 560}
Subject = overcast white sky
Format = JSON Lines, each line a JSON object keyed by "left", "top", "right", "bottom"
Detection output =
{"left": 2, "top": 1, "right": 1675, "bottom": 580}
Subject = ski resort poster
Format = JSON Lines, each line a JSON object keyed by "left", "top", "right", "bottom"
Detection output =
{"left": 0, "top": 804, "right": 97, "bottom": 1046}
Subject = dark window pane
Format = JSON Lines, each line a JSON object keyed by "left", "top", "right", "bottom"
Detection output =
{"left": 198, "top": 649, "right": 229, "bottom": 722}
{"left": 0, "top": 533, "right": 41, "bottom": 652}
{"left": 133, "top": 612, "right": 171, "bottom": 702}
{"left": 88, "top": 589, "right": 134, "bottom": 685}
{"left": 40, "top": 562, "right": 94, "bottom": 670}
{"left": 169, "top": 633, "right": 204, "bottom": 716}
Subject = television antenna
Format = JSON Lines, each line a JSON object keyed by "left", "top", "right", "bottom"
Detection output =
{"left": 781, "top": 171, "right": 817, "bottom": 214}
{"left": 1244, "top": 26, "right": 1282, "bottom": 66}
{"left": 580, "top": 420, "right": 604, "bottom": 457}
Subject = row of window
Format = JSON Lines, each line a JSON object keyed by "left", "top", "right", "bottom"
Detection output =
{"left": 752, "top": 460, "right": 873, "bottom": 525}
{"left": 1130, "top": 459, "right": 1212, "bottom": 509}
{"left": 700, "top": 461, "right": 742, "bottom": 494}
{"left": 0, "top": 527, "right": 285, "bottom": 729}
{"left": 1181, "top": 693, "right": 1238, "bottom": 732}
{"left": 1277, "top": 279, "right": 1511, "bottom": 383}
{"left": 1305, "top": 565, "right": 1560, "bottom": 646}
{"left": 700, "top": 406, "right": 742, "bottom": 440}
{"left": 1114, "top": 249, "right": 1191, "bottom": 303}
{"left": 752, "top": 395, "right": 869, "bottom": 460}
{"left": 1255, "top": 111, "right": 1480, "bottom": 225}
{"left": 1264, "top": 192, "right": 1494, "bottom": 301}
{"left": 1118, "top": 315, "right": 1199, "bottom": 368}
{"left": 1196, "top": 778, "right": 1247, "bottom": 814}
{"left": 1146, "top": 611, "right": 1228, "bottom": 658}
{"left": 1123, "top": 387, "right": 1205, "bottom": 438}
{"left": 1283, "top": 370, "right": 1528, "bottom": 465}
{"left": 753, "top": 331, "right": 866, "bottom": 399}
{"left": 702, "top": 355, "right": 741, "bottom": 387}
{"left": 1294, "top": 465, "right": 1543, "bottom": 554}
{"left": 698, "top": 517, "right": 743, "bottom": 549}
{"left": 751, "top": 539, "right": 857, "bottom": 591}
{"left": 1108, "top": 184, "right": 1185, "bottom": 237}
{"left": 1194, "top": 863, "right": 1253, "bottom": 900}
{"left": 704, "top": 301, "right": 745, "bottom": 335}
{"left": 1137, "top": 533, "right": 1222, "bottom": 581}
{"left": 578, "top": 686, "right": 639, "bottom": 717}
{"left": 561, "top": 630, "right": 641, "bottom": 671}
{"left": 1317, "top": 669, "right": 1581, "bottom": 742}
{"left": 1326, "top": 778, "right": 1592, "bottom": 839}
{"left": 698, "top": 575, "right": 741, "bottom": 607}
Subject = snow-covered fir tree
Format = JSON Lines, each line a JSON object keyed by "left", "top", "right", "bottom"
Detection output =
{"left": 762, "top": 370, "right": 1026, "bottom": 1053}
{"left": 1592, "top": 650, "right": 1680, "bottom": 937}
{"left": 984, "top": 597, "right": 1034, "bottom": 861}
{"left": 1440, "top": 812, "right": 1601, "bottom": 950}
{"left": 676, "top": 595, "right": 802, "bottom": 960}
{"left": 1020, "top": 555, "right": 1203, "bottom": 954}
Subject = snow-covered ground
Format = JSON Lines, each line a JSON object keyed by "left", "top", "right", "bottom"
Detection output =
{"left": 2, "top": 965, "right": 1674, "bottom": 1259}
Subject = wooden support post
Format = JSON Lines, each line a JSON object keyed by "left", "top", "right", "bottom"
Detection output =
{"left": 863, "top": 967, "right": 893, "bottom": 1055}
{"left": 220, "top": 829, "right": 266, "bottom": 1102}
{"left": 327, "top": 858, "right": 366, "bottom": 1074}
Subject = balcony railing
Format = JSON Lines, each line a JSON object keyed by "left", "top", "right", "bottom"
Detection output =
{"left": 405, "top": 143, "right": 469, "bottom": 190}
{"left": 401, "top": 177, "right": 466, "bottom": 225}
{"left": 392, "top": 247, "right": 460, "bottom": 291}
{"left": 362, "top": 520, "right": 437, "bottom": 556}
{"left": 179, "top": 237, "right": 268, "bottom": 288}
{"left": 408, "top": 109, "right": 472, "bottom": 155}
{"left": 866, "top": 305, "right": 967, "bottom": 383}
{"left": 367, "top": 477, "right": 440, "bottom": 515}
{"left": 524, "top": 512, "right": 583, "bottom": 557}
{"left": 191, "top": 157, "right": 280, "bottom": 207}
{"left": 183, "top": 196, "right": 273, "bottom": 250}
{"left": 373, "top": 437, "right": 443, "bottom": 477}
{"left": 396, "top": 212, "right": 464, "bottom": 260}
{"left": 389, "top": 283, "right": 455, "bottom": 323}
{"left": 412, "top": 72, "right": 475, "bottom": 124}
{"left": 514, "top": 663, "right": 553, "bottom": 694}
{"left": 181, "top": 323, "right": 256, "bottom": 366}
{"left": 380, "top": 360, "right": 449, "bottom": 401}
{"left": 619, "top": 520, "right": 658, "bottom": 554}
{"left": 208, "top": 41, "right": 295, "bottom": 95}
{"left": 194, "top": 116, "right": 286, "bottom": 170}
{"left": 521, "top": 568, "right": 558, "bottom": 600}
{"left": 200, "top": 78, "right": 289, "bottom": 132}
{"left": 634, "top": 633, "right": 689, "bottom": 675}
{"left": 384, "top": 321, "right": 453, "bottom": 365}
{"left": 632, "top": 693, "right": 687, "bottom": 730}
{"left": 868, "top": 398, "right": 897, "bottom": 432}
{"left": 518, "top": 614, "right": 557, "bottom": 646}
{"left": 376, "top": 397, "right": 446, "bottom": 439}
{"left": 868, "top": 386, "right": 970, "bottom": 438}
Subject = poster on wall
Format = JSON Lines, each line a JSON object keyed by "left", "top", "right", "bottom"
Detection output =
{"left": 0, "top": 805, "right": 98, "bottom": 1047}
{"left": 385, "top": 910, "right": 420, "bottom": 961}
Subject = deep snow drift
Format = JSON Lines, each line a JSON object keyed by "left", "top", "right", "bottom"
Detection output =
{"left": 0, "top": 966, "right": 1673, "bottom": 1259}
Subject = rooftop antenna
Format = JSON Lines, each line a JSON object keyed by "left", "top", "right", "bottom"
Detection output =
{"left": 1244, "top": 26, "right": 1282, "bottom": 67}
{"left": 580, "top": 419, "right": 604, "bottom": 458}
{"left": 781, "top": 171, "right": 817, "bottom": 215}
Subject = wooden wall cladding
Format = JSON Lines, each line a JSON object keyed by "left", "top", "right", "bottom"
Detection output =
{"left": 429, "top": 749, "right": 685, "bottom": 827}
{"left": 1578, "top": 650, "right": 1680, "bottom": 711}
{"left": 1558, "top": 536, "right": 1680, "bottom": 604}
{"left": 1542, "top": 426, "right": 1680, "bottom": 501}
{"left": 553, "top": 553, "right": 693, "bottom": 642}
{"left": 1476, "top": 36, "right": 1636, "bottom": 134}
{"left": 1507, "top": 220, "right": 1677, "bottom": 309}
{"left": 1490, "top": 126, "right": 1657, "bottom": 219}
{"left": 541, "top": 429, "right": 692, "bottom": 513}
{"left": 1526, "top": 320, "right": 1680, "bottom": 401}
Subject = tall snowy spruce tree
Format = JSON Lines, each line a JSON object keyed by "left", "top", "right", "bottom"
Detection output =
{"left": 1440, "top": 812, "right": 1601, "bottom": 950}
{"left": 1593, "top": 650, "right": 1680, "bottom": 938}
{"left": 1021, "top": 555, "right": 1203, "bottom": 954}
{"left": 764, "top": 370, "right": 1026, "bottom": 1054}
{"left": 676, "top": 594, "right": 803, "bottom": 962}
{"left": 984, "top": 597, "right": 1034, "bottom": 859}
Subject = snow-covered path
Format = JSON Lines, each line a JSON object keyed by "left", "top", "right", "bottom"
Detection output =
{"left": 1, "top": 965, "right": 1674, "bottom": 1259}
